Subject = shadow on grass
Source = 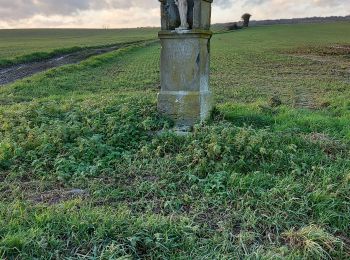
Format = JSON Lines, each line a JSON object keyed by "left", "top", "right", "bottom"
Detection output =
{"left": 217, "top": 102, "right": 350, "bottom": 141}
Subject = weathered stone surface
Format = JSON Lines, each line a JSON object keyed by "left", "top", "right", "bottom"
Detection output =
{"left": 158, "top": 90, "right": 212, "bottom": 126}
{"left": 158, "top": 0, "right": 213, "bottom": 127}
{"left": 158, "top": 31, "right": 212, "bottom": 126}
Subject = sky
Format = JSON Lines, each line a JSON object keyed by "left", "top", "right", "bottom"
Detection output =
{"left": 0, "top": 0, "right": 349, "bottom": 29}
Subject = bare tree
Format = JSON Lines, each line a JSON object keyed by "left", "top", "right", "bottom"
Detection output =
{"left": 241, "top": 13, "right": 252, "bottom": 27}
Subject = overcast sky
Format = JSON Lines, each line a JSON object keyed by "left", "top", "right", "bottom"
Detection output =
{"left": 0, "top": 0, "right": 349, "bottom": 29}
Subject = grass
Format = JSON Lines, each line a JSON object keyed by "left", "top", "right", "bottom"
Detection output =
{"left": 0, "top": 28, "right": 158, "bottom": 67}
{"left": 0, "top": 22, "right": 350, "bottom": 259}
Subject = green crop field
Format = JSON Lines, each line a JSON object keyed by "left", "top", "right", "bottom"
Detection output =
{"left": 0, "top": 28, "right": 158, "bottom": 67}
{"left": 0, "top": 22, "right": 350, "bottom": 259}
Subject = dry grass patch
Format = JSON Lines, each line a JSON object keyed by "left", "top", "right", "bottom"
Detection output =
{"left": 282, "top": 225, "right": 348, "bottom": 259}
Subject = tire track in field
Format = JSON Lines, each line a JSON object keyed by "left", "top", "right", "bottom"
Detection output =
{"left": 0, "top": 40, "right": 155, "bottom": 86}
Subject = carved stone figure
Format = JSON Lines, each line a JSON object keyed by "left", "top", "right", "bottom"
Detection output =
{"left": 175, "top": 0, "right": 189, "bottom": 30}
{"left": 160, "top": 0, "right": 195, "bottom": 31}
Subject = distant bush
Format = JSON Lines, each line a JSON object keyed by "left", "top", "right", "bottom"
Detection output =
{"left": 226, "top": 22, "right": 242, "bottom": 31}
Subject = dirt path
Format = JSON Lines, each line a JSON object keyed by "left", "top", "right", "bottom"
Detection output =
{"left": 0, "top": 41, "right": 148, "bottom": 86}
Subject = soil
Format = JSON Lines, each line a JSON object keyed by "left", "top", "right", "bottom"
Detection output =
{"left": 289, "top": 45, "right": 350, "bottom": 109}
{"left": 30, "top": 188, "right": 89, "bottom": 205}
{"left": 0, "top": 41, "right": 146, "bottom": 86}
{"left": 293, "top": 87, "right": 317, "bottom": 109}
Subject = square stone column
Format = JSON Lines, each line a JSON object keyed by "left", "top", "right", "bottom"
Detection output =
{"left": 158, "top": 0, "right": 213, "bottom": 127}
{"left": 158, "top": 30, "right": 212, "bottom": 126}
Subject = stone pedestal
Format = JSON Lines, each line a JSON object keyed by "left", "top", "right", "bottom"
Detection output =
{"left": 158, "top": 0, "right": 213, "bottom": 127}
{"left": 158, "top": 30, "right": 212, "bottom": 126}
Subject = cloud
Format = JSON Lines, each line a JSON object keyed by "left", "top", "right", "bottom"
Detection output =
{"left": 0, "top": 0, "right": 158, "bottom": 20}
{"left": 0, "top": 0, "right": 349, "bottom": 28}
{"left": 239, "top": 0, "right": 349, "bottom": 20}
{"left": 243, "top": 0, "right": 345, "bottom": 6}
{"left": 214, "top": 0, "right": 233, "bottom": 8}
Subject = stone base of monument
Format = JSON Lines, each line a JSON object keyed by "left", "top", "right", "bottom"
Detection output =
{"left": 158, "top": 30, "right": 213, "bottom": 127}
{"left": 158, "top": 90, "right": 212, "bottom": 127}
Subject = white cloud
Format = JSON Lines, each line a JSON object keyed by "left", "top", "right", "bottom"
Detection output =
{"left": 0, "top": 0, "right": 349, "bottom": 28}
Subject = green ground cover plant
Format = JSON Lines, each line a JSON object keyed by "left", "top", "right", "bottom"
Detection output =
{"left": 0, "top": 22, "right": 349, "bottom": 259}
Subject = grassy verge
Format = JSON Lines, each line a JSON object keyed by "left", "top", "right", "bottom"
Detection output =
{"left": 0, "top": 40, "right": 153, "bottom": 68}
{"left": 0, "top": 28, "right": 158, "bottom": 68}
{"left": 0, "top": 46, "right": 83, "bottom": 68}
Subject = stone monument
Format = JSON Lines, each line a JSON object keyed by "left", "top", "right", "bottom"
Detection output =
{"left": 158, "top": 0, "right": 213, "bottom": 128}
